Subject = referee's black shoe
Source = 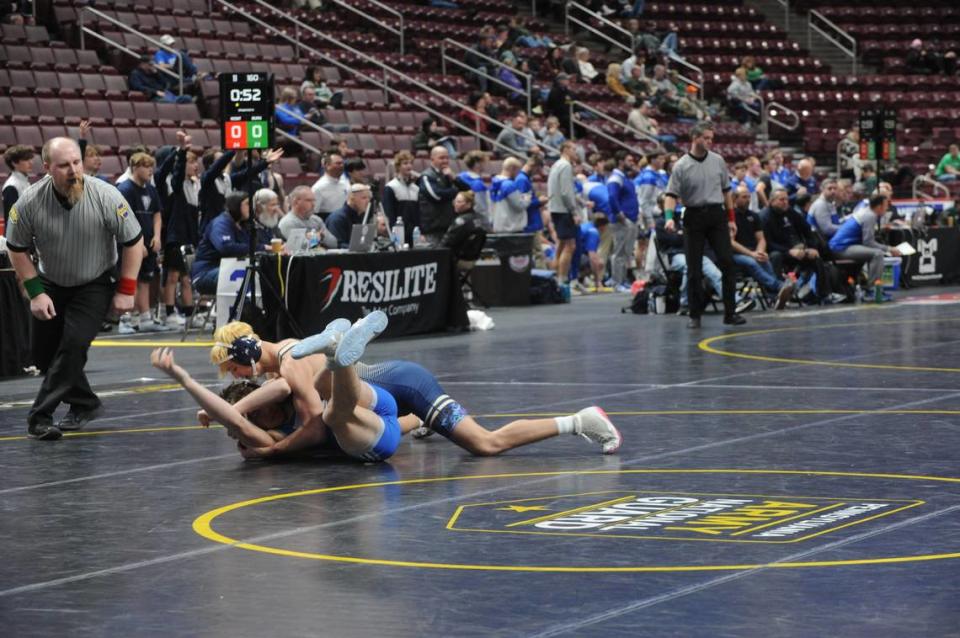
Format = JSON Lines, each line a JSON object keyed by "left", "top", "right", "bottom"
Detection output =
{"left": 59, "top": 405, "right": 105, "bottom": 431}
{"left": 28, "top": 420, "right": 63, "bottom": 441}
{"left": 687, "top": 317, "right": 701, "bottom": 329}
{"left": 723, "top": 314, "right": 747, "bottom": 326}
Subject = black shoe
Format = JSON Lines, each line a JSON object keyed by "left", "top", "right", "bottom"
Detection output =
{"left": 58, "top": 405, "right": 104, "bottom": 431}
{"left": 687, "top": 317, "right": 701, "bottom": 329}
{"left": 676, "top": 305, "right": 689, "bottom": 316}
{"left": 28, "top": 421, "right": 62, "bottom": 441}
{"left": 723, "top": 314, "right": 747, "bottom": 326}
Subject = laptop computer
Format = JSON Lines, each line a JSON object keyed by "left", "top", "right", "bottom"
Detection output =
{"left": 348, "top": 223, "right": 378, "bottom": 253}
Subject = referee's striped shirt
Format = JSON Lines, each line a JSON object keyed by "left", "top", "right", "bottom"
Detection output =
{"left": 6, "top": 175, "right": 143, "bottom": 287}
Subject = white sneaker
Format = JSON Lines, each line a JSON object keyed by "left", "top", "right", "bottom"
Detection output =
{"left": 118, "top": 314, "right": 136, "bottom": 335}
{"left": 189, "top": 312, "right": 208, "bottom": 328}
{"left": 165, "top": 312, "right": 186, "bottom": 327}
{"left": 291, "top": 318, "right": 352, "bottom": 359}
{"left": 575, "top": 406, "right": 622, "bottom": 454}
{"left": 138, "top": 318, "right": 171, "bottom": 333}
{"left": 332, "top": 310, "right": 388, "bottom": 368}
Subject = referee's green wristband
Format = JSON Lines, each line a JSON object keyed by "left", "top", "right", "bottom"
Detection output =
{"left": 664, "top": 208, "right": 675, "bottom": 221}
{"left": 23, "top": 276, "right": 45, "bottom": 299}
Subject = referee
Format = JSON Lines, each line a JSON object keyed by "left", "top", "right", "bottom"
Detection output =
{"left": 6, "top": 138, "right": 144, "bottom": 440}
{"left": 663, "top": 122, "right": 745, "bottom": 329}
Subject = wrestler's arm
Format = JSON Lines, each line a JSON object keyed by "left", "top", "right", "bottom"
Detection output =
{"left": 259, "top": 358, "right": 329, "bottom": 456}
{"left": 399, "top": 414, "right": 423, "bottom": 435}
{"left": 151, "top": 348, "right": 275, "bottom": 448}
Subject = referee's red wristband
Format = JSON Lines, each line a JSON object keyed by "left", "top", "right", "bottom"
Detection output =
{"left": 117, "top": 277, "right": 137, "bottom": 296}
{"left": 728, "top": 208, "right": 735, "bottom": 222}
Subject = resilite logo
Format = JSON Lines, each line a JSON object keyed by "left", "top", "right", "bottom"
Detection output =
{"left": 446, "top": 490, "right": 924, "bottom": 544}
{"left": 316, "top": 263, "right": 439, "bottom": 312}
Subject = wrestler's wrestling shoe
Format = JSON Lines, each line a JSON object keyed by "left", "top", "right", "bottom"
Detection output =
{"left": 411, "top": 426, "right": 434, "bottom": 439}
{"left": 575, "top": 407, "right": 622, "bottom": 454}
{"left": 333, "top": 310, "right": 389, "bottom": 368}
{"left": 291, "top": 318, "right": 352, "bottom": 359}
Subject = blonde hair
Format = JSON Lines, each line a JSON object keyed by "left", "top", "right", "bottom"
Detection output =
{"left": 210, "top": 321, "right": 258, "bottom": 374}
{"left": 129, "top": 152, "right": 155, "bottom": 168}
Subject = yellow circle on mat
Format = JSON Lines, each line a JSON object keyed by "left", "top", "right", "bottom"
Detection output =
{"left": 192, "top": 469, "right": 960, "bottom": 572}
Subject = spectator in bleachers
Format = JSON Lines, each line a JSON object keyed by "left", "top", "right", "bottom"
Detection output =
{"left": 606, "top": 150, "right": 640, "bottom": 290}
{"left": 311, "top": 151, "right": 349, "bottom": 218}
{"left": 382, "top": 151, "right": 421, "bottom": 246}
{"left": 495, "top": 111, "right": 541, "bottom": 157}
{"left": 628, "top": 20, "right": 661, "bottom": 57}
{"left": 623, "top": 64, "right": 651, "bottom": 101}
{"left": 414, "top": 117, "right": 457, "bottom": 158}
{"left": 606, "top": 63, "right": 635, "bottom": 103}
{"left": 191, "top": 192, "right": 262, "bottom": 294}
{"left": 726, "top": 67, "right": 761, "bottom": 124}
{"left": 729, "top": 184, "right": 794, "bottom": 309}
{"left": 539, "top": 116, "right": 567, "bottom": 159}
{"left": 2, "top": 144, "right": 33, "bottom": 220}
{"left": 155, "top": 35, "right": 197, "bottom": 87}
{"left": 741, "top": 56, "right": 775, "bottom": 91}
{"left": 906, "top": 39, "right": 945, "bottom": 75}
{"left": 807, "top": 178, "right": 840, "bottom": 239}
{"left": 544, "top": 73, "right": 573, "bottom": 136}
{"left": 419, "top": 146, "right": 470, "bottom": 246}
{"left": 460, "top": 93, "right": 492, "bottom": 139}
{"left": 278, "top": 185, "right": 336, "bottom": 248}
{"left": 491, "top": 157, "right": 530, "bottom": 233}
{"left": 81, "top": 143, "right": 109, "bottom": 183}
{"left": 275, "top": 87, "right": 306, "bottom": 136}
{"left": 730, "top": 156, "right": 767, "bottom": 211}
{"left": 497, "top": 57, "right": 527, "bottom": 102}
{"left": 128, "top": 54, "right": 193, "bottom": 104}
{"left": 509, "top": 15, "right": 555, "bottom": 48}
{"left": 837, "top": 129, "right": 863, "bottom": 182}
{"left": 575, "top": 48, "right": 601, "bottom": 85}
{"left": 626, "top": 101, "right": 675, "bottom": 145}
{"left": 785, "top": 157, "right": 817, "bottom": 202}
{"left": 464, "top": 30, "right": 497, "bottom": 94}
{"left": 457, "top": 150, "right": 490, "bottom": 222}
{"left": 935, "top": 144, "right": 960, "bottom": 183}
{"left": 658, "top": 22, "right": 680, "bottom": 60}
{"left": 649, "top": 65, "right": 703, "bottom": 120}
{"left": 344, "top": 157, "right": 368, "bottom": 186}
{"left": 162, "top": 131, "right": 202, "bottom": 326}
{"left": 301, "top": 67, "right": 342, "bottom": 110}
{"left": 829, "top": 194, "right": 901, "bottom": 297}
{"left": 296, "top": 85, "right": 327, "bottom": 128}
{"left": 326, "top": 183, "right": 373, "bottom": 248}
{"left": 116, "top": 152, "right": 165, "bottom": 334}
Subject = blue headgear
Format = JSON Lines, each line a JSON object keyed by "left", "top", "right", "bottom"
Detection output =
{"left": 216, "top": 336, "right": 262, "bottom": 373}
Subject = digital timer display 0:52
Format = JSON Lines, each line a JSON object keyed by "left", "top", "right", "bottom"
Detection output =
{"left": 229, "top": 88, "right": 262, "bottom": 102}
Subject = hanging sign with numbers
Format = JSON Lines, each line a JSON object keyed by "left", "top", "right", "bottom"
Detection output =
{"left": 219, "top": 72, "right": 274, "bottom": 150}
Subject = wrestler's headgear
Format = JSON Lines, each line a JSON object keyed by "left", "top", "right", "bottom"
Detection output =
{"left": 215, "top": 336, "right": 263, "bottom": 375}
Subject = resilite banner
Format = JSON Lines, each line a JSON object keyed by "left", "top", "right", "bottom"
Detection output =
{"left": 258, "top": 249, "right": 468, "bottom": 340}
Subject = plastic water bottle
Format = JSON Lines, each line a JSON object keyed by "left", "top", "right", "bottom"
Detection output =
{"left": 412, "top": 226, "right": 421, "bottom": 248}
{"left": 874, "top": 279, "right": 884, "bottom": 303}
{"left": 853, "top": 281, "right": 862, "bottom": 305}
{"left": 391, "top": 217, "right": 404, "bottom": 250}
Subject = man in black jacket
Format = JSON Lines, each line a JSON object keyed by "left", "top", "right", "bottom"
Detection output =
{"left": 418, "top": 146, "right": 469, "bottom": 246}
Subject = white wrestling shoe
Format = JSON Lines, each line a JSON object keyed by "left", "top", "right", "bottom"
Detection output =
{"left": 575, "top": 406, "right": 622, "bottom": 454}
{"left": 291, "top": 318, "right": 352, "bottom": 359}
{"left": 333, "top": 310, "right": 388, "bottom": 368}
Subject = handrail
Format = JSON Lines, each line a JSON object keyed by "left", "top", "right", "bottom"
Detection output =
{"left": 667, "top": 56, "right": 704, "bottom": 101}
{"left": 440, "top": 39, "right": 532, "bottom": 116}
{"left": 738, "top": 92, "right": 766, "bottom": 136}
{"left": 328, "top": 0, "right": 404, "bottom": 56}
{"left": 565, "top": 1, "right": 632, "bottom": 55}
{"left": 217, "top": 0, "right": 556, "bottom": 158}
{"left": 913, "top": 174, "right": 950, "bottom": 201}
{"left": 276, "top": 129, "right": 325, "bottom": 156}
{"left": 79, "top": 6, "right": 184, "bottom": 95}
{"left": 569, "top": 100, "right": 664, "bottom": 155}
{"left": 765, "top": 101, "right": 800, "bottom": 132}
{"left": 772, "top": 0, "right": 790, "bottom": 33}
{"left": 808, "top": 9, "right": 857, "bottom": 76}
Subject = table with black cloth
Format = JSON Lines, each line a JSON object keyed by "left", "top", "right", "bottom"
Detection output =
{"left": 886, "top": 226, "right": 960, "bottom": 285}
{"left": 257, "top": 248, "right": 469, "bottom": 341}
{"left": 0, "top": 253, "right": 32, "bottom": 379}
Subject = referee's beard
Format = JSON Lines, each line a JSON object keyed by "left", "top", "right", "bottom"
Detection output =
{"left": 59, "top": 174, "right": 84, "bottom": 206}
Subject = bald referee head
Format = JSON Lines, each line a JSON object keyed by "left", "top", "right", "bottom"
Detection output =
{"left": 41, "top": 137, "right": 84, "bottom": 205}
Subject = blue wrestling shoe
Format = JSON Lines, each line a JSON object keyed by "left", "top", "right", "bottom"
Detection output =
{"left": 333, "top": 310, "right": 388, "bottom": 368}
{"left": 291, "top": 318, "right": 352, "bottom": 359}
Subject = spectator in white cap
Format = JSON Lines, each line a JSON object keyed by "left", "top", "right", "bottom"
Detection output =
{"left": 153, "top": 34, "right": 197, "bottom": 87}
{"left": 326, "top": 183, "right": 372, "bottom": 248}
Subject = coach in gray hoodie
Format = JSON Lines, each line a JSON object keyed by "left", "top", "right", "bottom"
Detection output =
{"left": 547, "top": 141, "right": 580, "bottom": 282}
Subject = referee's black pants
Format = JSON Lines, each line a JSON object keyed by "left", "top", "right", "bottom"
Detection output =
{"left": 683, "top": 205, "right": 737, "bottom": 319}
{"left": 27, "top": 270, "right": 114, "bottom": 426}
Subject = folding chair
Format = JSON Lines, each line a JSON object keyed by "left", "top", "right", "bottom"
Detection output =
{"left": 454, "top": 228, "right": 490, "bottom": 308}
{"left": 178, "top": 244, "right": 217, "bottom": 341}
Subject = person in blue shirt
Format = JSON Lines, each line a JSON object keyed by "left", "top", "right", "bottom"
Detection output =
{"left": 191, "top": 192, "right": 271, "bottom": 294}
{"left": 154, "top": 35, "right": 197, "bottom": 86}
{"left": 275, "top": 88, "right": 306, "bottom": 136}
{"left": 570, "top": 213, "right": 609, "bottom": 290}
{"left": 326, "top": 184, "right": 373, "bottom": 248}
{"left": 606, "top": 151, "right": 640, "bottom": 290}
{"left": 785, "top": 158, "right": 818, "bottom": 203}
{"left": 828, "top": 193, "right": 901, "bottom": 297}
{"left": 517, "top": 155, "right": 546, "bottom": 234}
{"left": 457, "top": 150, "right": 490, "bottom": 222}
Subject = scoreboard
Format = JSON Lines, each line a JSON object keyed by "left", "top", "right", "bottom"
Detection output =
{"left": 219, "top": 72, "right": 274, "bottom": 150}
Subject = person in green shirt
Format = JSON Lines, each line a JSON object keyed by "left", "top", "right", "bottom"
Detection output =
{"left": 935, "top": 144, "right": 960, "bottom": 182}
